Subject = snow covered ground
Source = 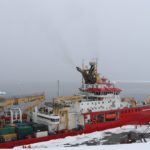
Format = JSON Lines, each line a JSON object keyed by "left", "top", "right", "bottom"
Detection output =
{"left": 14, "top": 125, "right": 150, "bottom": 150}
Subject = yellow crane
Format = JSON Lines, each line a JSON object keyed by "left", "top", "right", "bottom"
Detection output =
{"left": 0, "top": 94, "right": 45, "bottom": 113}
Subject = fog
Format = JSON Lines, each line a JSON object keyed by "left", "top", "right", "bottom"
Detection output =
{"left": 0, "top": 0, "right": 150, "bottom": 84}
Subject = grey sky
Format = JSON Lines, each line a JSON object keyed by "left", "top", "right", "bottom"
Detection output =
{"left": 0, "top": 0, "right": 150, "bottom": 83}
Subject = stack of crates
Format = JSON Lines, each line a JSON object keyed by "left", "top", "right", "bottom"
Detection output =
{"left": 15, "top": 123, "right": 33, "bottom": 140}
{"left": 0, "top": 126, "right": 17, "bottom": 142}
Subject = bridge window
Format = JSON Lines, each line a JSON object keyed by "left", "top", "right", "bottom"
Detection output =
{"left": 97, "top": 114, "right": 105, "bottom": 122}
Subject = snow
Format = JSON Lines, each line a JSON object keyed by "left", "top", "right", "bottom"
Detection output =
{"left": 13, "top": 125, "right": 150, "bottom": 150}
{"left": 13, "top": 142, "right": 150, "bottom": 150}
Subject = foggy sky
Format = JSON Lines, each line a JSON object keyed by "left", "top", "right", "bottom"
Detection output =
{"left": 0, "top": 0, "right": 150, "bottom": 84}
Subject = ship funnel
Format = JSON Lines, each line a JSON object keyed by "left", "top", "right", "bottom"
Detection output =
{"left": 76, "top": 61, "right": 98, "bottom": 84}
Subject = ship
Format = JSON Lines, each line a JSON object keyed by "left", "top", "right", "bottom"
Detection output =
{"left": 1, "top": 60, "right": 150, "bottom": 148}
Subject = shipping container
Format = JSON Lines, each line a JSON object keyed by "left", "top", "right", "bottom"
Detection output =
{"left": 0, "top": 127, "right": 15, "bottom": 135}
{"left": 34, "top": 131, "right": 48, "bottom": 138}
{"left": 4, "top": 124, "right": 16, "bottom": 128}
{"left": 17, "top": 134, "right": 26, "bottom": 140}
{"left": 0, "top": 133, "right": 17, "bottom": 142}
{"left": 16, "top": 126, "right": 33, "bottom": 135}
{"left": 15, "top": 122, "right": 34, "bottom": 127}
{"left": 17, "top": 133, "right": 33, "bottom": 140}
{"left": 32, "top": 124, "right": 48, "bottom": 132}
{"left": 15, "top": 122, "right": 28, "bottom": 126}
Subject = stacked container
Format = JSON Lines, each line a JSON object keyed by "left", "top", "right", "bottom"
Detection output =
{"left": 34, "top": 131, "right": 48, "bottom": 138}
{"left": 0, "top": 126, "right": 16, "bottom": 142}
{"left": 0, "top": 127, "right": 15, "bottom": 135}
{"left": 16, "top": 125, "right": 33, "bottom": 140}
{"left": 32, "top": 124, "right": 48, "bottom": 132}
{"left": 32, "top": 124, "right": 48, "bottom": 138}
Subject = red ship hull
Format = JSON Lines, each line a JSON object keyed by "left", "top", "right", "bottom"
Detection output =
{"left": 1, "top": 105, "right": 150, "bottom": 149}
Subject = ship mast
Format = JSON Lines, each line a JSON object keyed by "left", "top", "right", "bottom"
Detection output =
{"left": 96, "top": 58, "right": 98, "bottom": 75}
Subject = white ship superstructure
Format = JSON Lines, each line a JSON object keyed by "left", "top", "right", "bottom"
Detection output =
{"left": 32, "top": 61, "right": 137, "bottom": 131}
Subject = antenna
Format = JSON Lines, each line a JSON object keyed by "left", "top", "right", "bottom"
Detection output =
{"left": 96, "top": 57, "right": 98, "bottom": 74}
{"left": 82, "top": 59, "right": 84, "bottom": 87}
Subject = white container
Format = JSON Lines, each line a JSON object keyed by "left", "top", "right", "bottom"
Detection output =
{"left": 35, "top": 131, "right": 48, "bottom": 138}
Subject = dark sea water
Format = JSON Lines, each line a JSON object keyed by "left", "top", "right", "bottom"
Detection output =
{"left": 1, "top": 82, "right": 150, "bottom": 102}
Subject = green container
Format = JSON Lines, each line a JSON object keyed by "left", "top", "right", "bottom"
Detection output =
{"left": 4, "top": 125, "right": 12, "bottom": 128}
{"left": 4, "top": 124, "right": 15, "bottom": 128}
{"left": 16, "top": 126, "right": 33, "bottom": 135}
{"left": 0, "top": 127, "right": 15, "bottom": 135}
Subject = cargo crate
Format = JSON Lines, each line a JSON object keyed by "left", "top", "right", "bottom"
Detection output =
{"left": 34, "top": 131, "right": 48, "bottom": 138}
{"left": 16, "top": 126, "right": 33, "bottom": 135}
{"left": 0, "top": 133, "right": 17, "bottom": 142}
{"left": 2, "top": 133, "right": 17, "bottom": 142}
{"left": 0, "top": 127, "right": 15, "bottom": 135}
{"left": 32, "top": 124, "right": 48, "bottom": 132}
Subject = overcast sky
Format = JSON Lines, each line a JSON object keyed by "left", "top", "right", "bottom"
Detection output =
{"left": 0, "top": 0, "right": 150, "bottom": 83}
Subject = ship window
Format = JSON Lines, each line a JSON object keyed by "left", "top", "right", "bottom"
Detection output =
{"left": 97, "top": 114, "right": 104, "bottom": 122}
{"left": 50, "top": 118, "right": 59, "bottom": 122}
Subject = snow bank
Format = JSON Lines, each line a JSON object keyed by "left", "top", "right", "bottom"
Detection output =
{"left": 13, "top": 125, "right": 150, "bottom": 150}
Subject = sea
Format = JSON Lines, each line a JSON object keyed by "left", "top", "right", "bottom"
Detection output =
{"left": 1, "top": 82, "right": 150, "bottom": 102}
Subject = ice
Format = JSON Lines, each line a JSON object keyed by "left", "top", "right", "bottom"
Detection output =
{"left": 13, "top": 125, "right": 150, "bottom": 150}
